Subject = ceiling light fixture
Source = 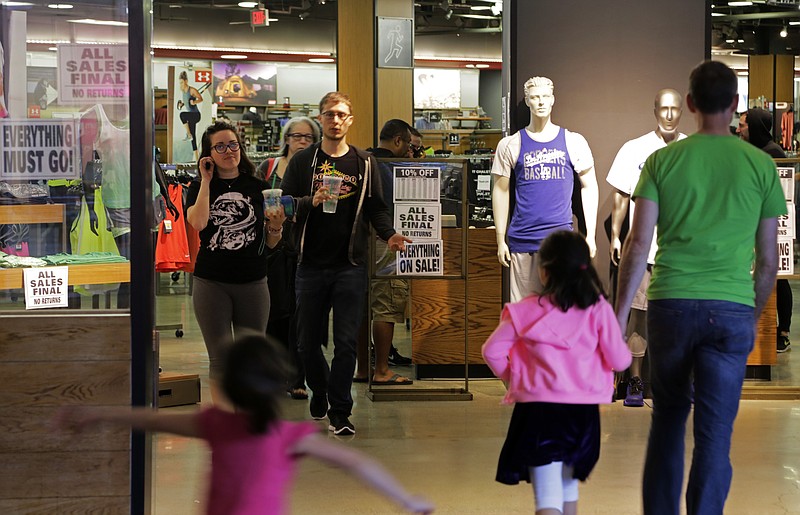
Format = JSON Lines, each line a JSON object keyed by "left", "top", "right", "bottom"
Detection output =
{"left": 0, "top": 1, "right": 34, "bottom": 5}
{"left": 790, "top": 20, "right": 800, "bottom": 25}
{"left": 465, "top": 64, "right": 475, "bottom": 68}
{"left": 47, "top": 3, "right": 73, "bottom": 8}
{"left": 238, "top": 1, "right": 258, "bottom": 7}
{"left": 781, "top": 25, "right": 788, "bottom": 38}
{"left": 728, "top": 1, "right": 753, "bottom": 6}
{"left": 711, "top": 12, "right": 724, "bottom": 16}
{"left": 66, "top": 18, "right": 128, "bottom": 26}
{"left": 298, "top": 11, "right": 309, "bottom": 20}
{"left": 220, "top": 54, "right": 248, "bottom": 59}
{"left": 444, "top": 9, "right": 453, "bottom": 20}
{"left": 475, "top": 64, "right": 490, "bottom": 68}
{"left": 308, "top": 58, "right": 334, "bottom": 63}
{"left": 471, "top": 5, "right": 491, "bottom": 10}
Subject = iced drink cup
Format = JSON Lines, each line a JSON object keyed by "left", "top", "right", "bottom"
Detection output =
{"left": 262, "top": 188, "right": 283, "bottom": 217}
{"left": 322, "top": 175, "right": 343, "bottom": 213}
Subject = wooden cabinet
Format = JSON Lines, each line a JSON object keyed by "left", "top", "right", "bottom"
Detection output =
{"left": 410, "top": 228, "right": 502, "bottom": 365}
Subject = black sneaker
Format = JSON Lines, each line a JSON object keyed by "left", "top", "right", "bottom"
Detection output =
{"left": 309, "top": 394, "right": 328, "bottom": 420}
{"left": 328, "top": 414, "right": 355, "bottom": 436}
{"left": 388, "top": 345, "right": 412, "bottom": 366}
{"left": 778, "top": 335, "right": 791, "bottom": 353}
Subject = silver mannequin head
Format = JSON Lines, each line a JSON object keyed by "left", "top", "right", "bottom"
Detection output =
{"left": 654, "top": 88, "right": 683, "bottom": 138}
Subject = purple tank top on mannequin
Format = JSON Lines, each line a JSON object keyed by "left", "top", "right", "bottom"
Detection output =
{"left": 507, "top": 127, "right": 575, "bottom": 253}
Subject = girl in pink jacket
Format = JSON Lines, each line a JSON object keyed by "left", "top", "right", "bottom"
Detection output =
{"left": 482, "top": 230, "right": 631, "bottom": 515}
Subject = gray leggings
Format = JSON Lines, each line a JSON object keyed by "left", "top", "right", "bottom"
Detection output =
{"left": 192, "top": 276, "right": 270, "bottom": 379}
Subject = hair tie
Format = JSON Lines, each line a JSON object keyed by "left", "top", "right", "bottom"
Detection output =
{"left": 579, "top": 264, "right": 588, "bottom": 270}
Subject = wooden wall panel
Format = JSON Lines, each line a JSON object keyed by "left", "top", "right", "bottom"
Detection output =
{"left": 377, "top": 68, "right": 413, "bottom": 129}
{"left": 0, "top": 497, "right": 130, "bottom": 515}
{"left": 337, "top": 0, "right": 374, "bottom": 149}
{"left": 1, "top": 313, "right": 128, "bottom": 362}
{"left": 0, "top": 451, "right": 130, "bottom": 498}
{"left": 0, "top": 314, "right": 131, "bottom": 511}
{"left": 0, "top": 407, "right": 129, "bottom": 453}
{"left": 0, "top": 362, "right": 130, "bottom": 407}
{"left": 750, "top": 288, "right": 777, "bottom": 365}
{"left": 412, "top": 228, "right": 503, "bottom": 365}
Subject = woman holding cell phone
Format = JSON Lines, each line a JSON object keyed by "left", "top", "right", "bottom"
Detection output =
{"left": 259, "top": 117, "right": 321, "bottom": 400}
{"left": 186, "top": 120, "right": 281, "bottom": 408}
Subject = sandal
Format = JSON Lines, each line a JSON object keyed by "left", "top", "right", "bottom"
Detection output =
{"left": 289, "top": 388, "right": 308, "bottom": 400}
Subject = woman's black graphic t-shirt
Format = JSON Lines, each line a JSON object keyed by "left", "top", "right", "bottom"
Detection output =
{"left": 186, "top": 173, "right": 269, "bottom": 283}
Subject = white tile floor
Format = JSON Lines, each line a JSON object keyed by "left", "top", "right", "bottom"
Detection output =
{"left": 152, "top": 275, "right": 800, "bottom": 514}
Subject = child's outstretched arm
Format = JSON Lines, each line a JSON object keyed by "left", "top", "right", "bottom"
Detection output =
{"left": 54, "top": 406, "right": 202, "bottom": 438}
{"left": 292, "top": 434, "right": 434, "bottom": 514}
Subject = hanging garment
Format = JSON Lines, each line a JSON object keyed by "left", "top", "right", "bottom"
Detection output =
{"left": 155, "top": 183, "right": 191, "bottom": 272}
{"left": 70, "top": 187, "right": 121, "bottom": 295}
{"left": 782, "top": 110, "right": 794, "bottom": 150}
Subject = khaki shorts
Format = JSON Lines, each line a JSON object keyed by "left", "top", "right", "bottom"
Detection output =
{"left": 631, "top": 266, "right": 652, "bottom": 311}
{"left": 371, "top": 278, "right": 409, "bottom": 323}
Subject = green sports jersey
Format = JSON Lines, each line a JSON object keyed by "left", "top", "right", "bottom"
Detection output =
{"left": 634, "top": 133, "right": 787, "bottom": 307}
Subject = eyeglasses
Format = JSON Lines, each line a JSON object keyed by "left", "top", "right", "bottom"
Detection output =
{"left": 212, "top": 142, "right": 240, "bottom": 154}
{"left": 321, "top": 111, "right": 352, "bottom": 121}
{"left": 287, "top": 133, "right": 315, "bottom": 142}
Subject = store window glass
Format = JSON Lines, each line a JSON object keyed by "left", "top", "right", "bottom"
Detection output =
{"left": 0, "top": 1, "right": 131, "bottom": 312}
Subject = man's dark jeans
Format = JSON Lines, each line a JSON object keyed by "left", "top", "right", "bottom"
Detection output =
{"left": 643, "top": 299, "right": 754, "bottom": 515}
{"left": 295, "top": 263, "right": 367, "bottom": 418}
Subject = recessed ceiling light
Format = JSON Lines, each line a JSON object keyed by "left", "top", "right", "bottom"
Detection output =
{"left": 728, "top": 1, "right": 752, "bottom": 6}
{"left": 67, "top": 18, "right": 128, "bottom": 26}
{"left": 308, "top": 58, "right": 334, "bottom": 63}
{"left": 48, "top": 3, "right": 73, "bottom": 8}
{"left": 220, "top": 54, "right": 248, "bottom": 59}
{"left": 238, "top": 1, "right": 258, "bottom": 7}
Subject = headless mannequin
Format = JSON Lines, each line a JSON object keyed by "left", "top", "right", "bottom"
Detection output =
{"left": 492, "top": 77, "right": 598, "bottom": 301}
{"left": 608, "top": 88, "right": 683, "bottom": 389}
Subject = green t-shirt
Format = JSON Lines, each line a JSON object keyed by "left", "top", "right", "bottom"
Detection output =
{"left": 634, "top": 133, "right": 787, "bottom": 307}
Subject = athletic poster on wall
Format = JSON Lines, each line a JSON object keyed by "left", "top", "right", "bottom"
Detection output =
{"left": 171, "top": 66, "right": 212, "bottom": 164}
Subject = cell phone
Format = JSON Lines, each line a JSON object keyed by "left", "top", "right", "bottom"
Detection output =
{"left": 203, "top": 160, "right": 213, "bottom": 172}
{"left": 280, "top": 195, "right": 295, "bottom": 217}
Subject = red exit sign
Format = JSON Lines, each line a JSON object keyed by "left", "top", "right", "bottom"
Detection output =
{"left": 250, "top": 8, "right": 269, "bottom": 27}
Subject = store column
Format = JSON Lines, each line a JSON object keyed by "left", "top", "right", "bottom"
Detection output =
{"left": 749, "top": 54, "right": 794, "bottom": 145}
{"left": 338, "top": 0, "right": 413, "bottom": 147}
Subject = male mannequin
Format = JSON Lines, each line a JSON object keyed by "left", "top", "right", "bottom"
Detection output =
{"left": 491, "top": 76, "right": 598, "bottom": 301}
{"left": 607, "top": 88, "right": 685, "bottom": 406}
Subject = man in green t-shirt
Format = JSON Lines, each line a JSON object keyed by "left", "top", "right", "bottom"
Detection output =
{"left": 614, "top": 61, "right": 786, "bottom": 515}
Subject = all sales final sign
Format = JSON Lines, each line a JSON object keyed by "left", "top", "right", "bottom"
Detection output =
{"left": 57, "top": 44, "right": 129, "bottom": 104}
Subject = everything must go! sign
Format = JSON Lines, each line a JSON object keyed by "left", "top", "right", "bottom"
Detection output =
{"left": 0, "top": 119, "right": 80, "bottom": 180}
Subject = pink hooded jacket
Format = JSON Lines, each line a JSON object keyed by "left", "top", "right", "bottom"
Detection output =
{"left": 482, "top": 295, "right": 632, "bottom": 405}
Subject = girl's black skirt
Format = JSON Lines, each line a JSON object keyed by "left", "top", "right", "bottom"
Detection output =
{"left": 496, "top": 402, "right": 600, "bottom": 485}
